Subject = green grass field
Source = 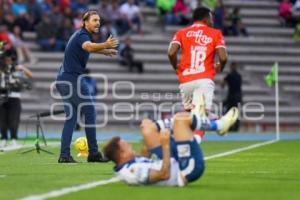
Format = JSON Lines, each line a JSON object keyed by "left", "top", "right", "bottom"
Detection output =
{"left": 1, "top": 140, "right": 300, "bottom": 200}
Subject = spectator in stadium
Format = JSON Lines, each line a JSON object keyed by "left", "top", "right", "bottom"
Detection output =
{"left": 0, "top": 25, "right": 15, "bottom": 51}
{"left": 27, "top": 0, "right": 43, "bottom": 28}
{"left": 213, "top": 0, "right": 225, "bottom": 31}
{"left": 103, "top": 108, "right": 239, "bottom": 186}
{"left": 100, "top": 20, "right": 118, "bottom": 42}
{"left": 71, "top": 0, "right": 89, "bottom": 13}
{"left": 35, "top": 14, "right": 64, "bottom": 51}
{"left": 120, "top": 0, "right": 144, "bottom": 34}
{"left": 59, "top": 0, "right": 71, "bottom": 13}
{"left": 156, "top": 0, "right": 176, "bottom": 26}
{"left": 202, "top": 0, "right": 217, "bottom": 10}
{"left": 293, "top": 0, "right": 300, "bottom": 10}
{"left": 40, "top": 0, "right": 54, "bottom": 13}
{"left": 49, "top": 4, "right": 64, "bottom": 27}
{"left": 98, "top": 0, "right": 112, "bottom": 23}
{"left": 11, "top": 0, "right": 33, "bottom": 31}
{"left": 119, "top": 36, "right": 144, "bottom": 73}
{"left": 73, "top": 11, "right": 85, "bottom": 30}
{"left": 10, "top": 25, "right": 34, "bottom": 64}
{"left": 63, "top": 7, "right": 73, "bottom": 20}
{"left": 0, "top": 50, "right": 33, "bottom": 148}
{"left": 221, "top": 62, "right": 242, "bottom": 132}
{"left": 172, "top": 0, "right": 191, "bottom": 25}
{"left": 279, "top": 0, "right": 298, "bottom": 27}
{"left": 3, "top": 12, "right": 18, "bottom": 32}
{"left": 57, "top": 18, "right": 75, "bottom": 47}
{"left": 227, "top": 7, "right": 249, "bottom": 36}
{"left": 111, "top": 0, "right": 129, "bottom": 35}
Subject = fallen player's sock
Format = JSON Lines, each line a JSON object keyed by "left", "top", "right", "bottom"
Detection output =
{"left": 191, "top": 114, "right": 221, "bottom": 131}
{"left": 155, "top": 114, "right": 223, "bottom": 132}
{"left": 155, "top": 118, "right": 174, "bottom": 131}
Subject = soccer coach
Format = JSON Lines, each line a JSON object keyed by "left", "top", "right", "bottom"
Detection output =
{"left": 55, "top": 10, "right": 118, "bottom": 163}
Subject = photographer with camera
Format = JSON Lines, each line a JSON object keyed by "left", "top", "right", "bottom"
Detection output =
{"left": 0, "top": 49, "right": 33, "bottom": 148}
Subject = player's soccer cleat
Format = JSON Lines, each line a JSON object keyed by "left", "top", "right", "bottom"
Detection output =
{"left": 87, "top": 152, "right": 109, "bottom": 163}
{"left": 217, "top": 107, "right": 239, "bottom": 136}
{"left": 58, "top": 156, "right": 78, "bottom": 163}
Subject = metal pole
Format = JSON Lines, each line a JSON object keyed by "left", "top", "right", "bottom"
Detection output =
{"left": 275, "top": 63, "right": 280, "bottom": 140}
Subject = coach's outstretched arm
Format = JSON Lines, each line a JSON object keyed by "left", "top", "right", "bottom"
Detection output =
{"left": 148, "top": 130, "right": 171, "bottom": 183}
{"left": 215, "top": 47, "right": 228, "bottom": 73}
{"left": 82, "top": 35, "right": 119, "bottom": 53}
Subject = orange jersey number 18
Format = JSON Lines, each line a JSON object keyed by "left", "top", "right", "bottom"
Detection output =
{"left": 183, "top": 46, "right": 207, "bottom": 76}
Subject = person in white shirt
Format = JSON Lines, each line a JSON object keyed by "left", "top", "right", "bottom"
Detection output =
{"left": 103, "top": 107, "right": 239, "bottom": 186}
{"left": 120, "top": 0, "right": 143, "bottom": 33}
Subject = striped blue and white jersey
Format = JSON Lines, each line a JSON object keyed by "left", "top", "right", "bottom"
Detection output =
{"left": 114, "top": 157, "right": 185, "bottom": 187}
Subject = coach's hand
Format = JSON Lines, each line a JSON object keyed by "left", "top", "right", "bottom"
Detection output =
{"left": 160, "top": 130, "right": 170, "bottom": 146}
{"left": 103, "top": 49, "right": 118, "bottom": 57}
{"left": 105, "top": 35, "right": 119, "bottom": 49}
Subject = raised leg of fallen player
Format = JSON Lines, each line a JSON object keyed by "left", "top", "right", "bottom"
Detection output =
{"left": 137, "top": 108, "right": 239, "bottom": 158}
{"left": 140, "top": 112, "right": 209, "bottom": 149}
{"left": 154, "top": 107, "right": 239, "bottom": 138}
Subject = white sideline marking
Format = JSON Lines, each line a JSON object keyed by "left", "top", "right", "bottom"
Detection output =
{"left": 0, "top": 144, "right": 31, "bottom": 152}
{"left": 0, "top": 142, "right": 60, "bottom": 153}
{"left": 204, "top": 139, "right": 278, "bottom": 160}
{"left": 20, "top": 177, "right": 120, "bottom": 200}
{"left": 20, "top": 139, "right": 278, "bottom": 200}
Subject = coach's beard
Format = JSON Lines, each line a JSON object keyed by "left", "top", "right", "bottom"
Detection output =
{"left": 94, "top": 27, "right": 99, "bottom": 33}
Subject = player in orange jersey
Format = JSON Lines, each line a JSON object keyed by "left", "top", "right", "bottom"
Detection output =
{"left": 168, "top": 7, "right": 228, "bottom": 141}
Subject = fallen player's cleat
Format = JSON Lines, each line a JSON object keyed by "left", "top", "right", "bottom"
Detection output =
{"left": 218, "top": 107, "right": 239, "bottom": 136}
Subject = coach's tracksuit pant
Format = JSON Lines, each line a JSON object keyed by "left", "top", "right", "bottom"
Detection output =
{"left": 56, "top": 72, "right": 98, "bottom": 158}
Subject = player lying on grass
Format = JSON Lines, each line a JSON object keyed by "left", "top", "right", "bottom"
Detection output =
{"left": 103, "top": 107, "right": 239, "bottom": 186}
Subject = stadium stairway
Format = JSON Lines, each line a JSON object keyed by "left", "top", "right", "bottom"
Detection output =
{"left": 20, "top": 0, "right": 300, "bottom": 132}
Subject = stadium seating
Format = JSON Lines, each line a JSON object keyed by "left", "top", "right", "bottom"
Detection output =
{"left": 20, "top": 0, "right": 300, "bottom": 132}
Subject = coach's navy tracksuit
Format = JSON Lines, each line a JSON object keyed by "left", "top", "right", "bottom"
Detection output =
{"left": 56, "top": 28, "right": 98, "bottom": 158}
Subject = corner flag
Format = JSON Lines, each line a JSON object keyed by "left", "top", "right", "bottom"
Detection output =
{"left": 265, "top": 62, "right": 280, "bottom": 140}
{"left": 265, "top": 62, "right": 278, "bottom": 87}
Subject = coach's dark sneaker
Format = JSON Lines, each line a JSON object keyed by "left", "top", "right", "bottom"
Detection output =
{"left": 58, "top": 156, "right": 78, "bottom": 163}
{"left": 87, "top": 152, "right": 109, "bottom": 163}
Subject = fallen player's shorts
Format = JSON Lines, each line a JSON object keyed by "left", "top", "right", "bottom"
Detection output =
{"left": 149, "top": 137, "right": 205, "bottom": 183}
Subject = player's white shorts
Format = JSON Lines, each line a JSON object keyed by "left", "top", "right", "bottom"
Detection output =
{"left": 179, "top": 79, "right": 215, "bottom": 111}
